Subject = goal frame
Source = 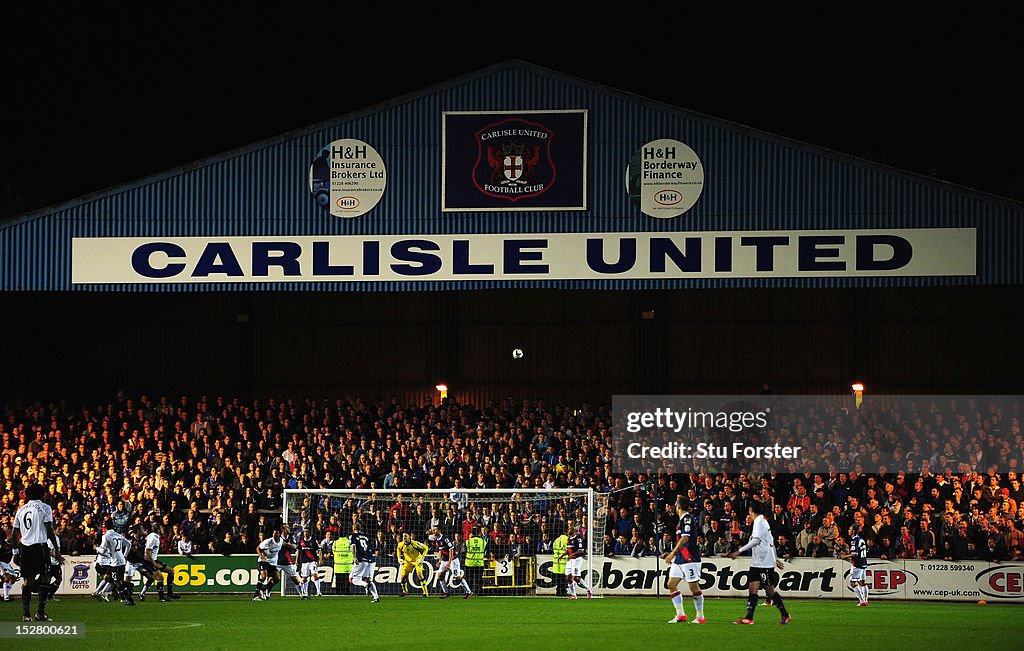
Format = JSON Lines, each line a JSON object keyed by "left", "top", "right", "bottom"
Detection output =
{"left": 282, "top": 487, "right": 596, "bottom": 596}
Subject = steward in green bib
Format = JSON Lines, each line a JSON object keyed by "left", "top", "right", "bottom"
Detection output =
{"left": 465, "top": 529, "right": 487, "bottom": 594}
{"left": 333, "top": 535, "right": 353, "bottom": 594}
{"left": 552, "top": 533, "right": 569, "bottom": 596}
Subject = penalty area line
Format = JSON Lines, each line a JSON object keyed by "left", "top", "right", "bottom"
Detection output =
{"left": 85, "top": 621, "right": 203, "bottom": 632}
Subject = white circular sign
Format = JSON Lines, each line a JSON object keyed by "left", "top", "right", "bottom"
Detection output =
{"left": 308, "top": 138, "right": 386, "bottom": 218}
{"left": 625, "top": 138, "right": 704, "bottom": 218}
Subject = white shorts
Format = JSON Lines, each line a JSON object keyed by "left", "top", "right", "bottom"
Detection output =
{"left": 276, "top": 564, "right": 298, "bottom": 578}
{"left": 300, "top": 562, "right": 319, "bottom": 578}
{"left": 0, "top": 561, "right": 18, "bottom": 578}
{"left": 565, "top": 558, "right": 583, "bottom": 576}
{"left": 125, "top": 563, "right": 140, "bottom": 580}
{"left": 438, "top": 557, "right": 463, "bottom": 577}
{"left": 850, "top": 566, "right": 867, "bottom": 582}
{"left": 669, "top": 562, "right": 701, "bottom": 583}
{"left": 351, "top": 561, "right": 374, "bottom": 579}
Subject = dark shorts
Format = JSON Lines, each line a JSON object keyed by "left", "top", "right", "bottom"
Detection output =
{"left": 131, "top": 559, "right": 157, "bottom": 575}
{"left": 110, "top": 565, "right": 126, "bottom": 582}
{"left": 749, "top": 566, "right": 778, "bottom": 588}
{"left": 49, "top": 564, "right": 62, "bottom": 586}
{"left": 17, "top": 544, "right": 49, "bottom": 582}
{"left": 258, "top": 561, "right": 276, "bottom": 575}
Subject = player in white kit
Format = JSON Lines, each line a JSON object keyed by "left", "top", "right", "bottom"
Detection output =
{"left": 139, "top": 521, "right": 176, "bottom": 601}
{"left": 94, "top": 518, "right": 136, "bottom": 606}
{"left": 8, "top": 484, "right": 63, "bottom": 621}
{"left": 729, "top": 501, "right": 790, "bottom": 625}
{"left": 253, "top": 527, "right": 300, "bottom": 600}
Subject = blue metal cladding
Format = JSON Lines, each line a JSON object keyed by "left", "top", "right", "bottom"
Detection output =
{"left": 1, "top": 60, "right": 1022, "bottom": 291}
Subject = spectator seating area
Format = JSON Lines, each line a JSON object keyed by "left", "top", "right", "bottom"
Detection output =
{"left": 1, "top": 392, "right": 1021, "bottom": 562}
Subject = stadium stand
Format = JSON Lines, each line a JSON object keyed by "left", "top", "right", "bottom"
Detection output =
{"left": 1, "top": 393, "right": 1021, "bottom": 564}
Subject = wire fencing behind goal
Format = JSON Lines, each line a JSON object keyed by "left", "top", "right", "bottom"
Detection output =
{"left": 282, "top": 489, "right": 596, "bottom": 597}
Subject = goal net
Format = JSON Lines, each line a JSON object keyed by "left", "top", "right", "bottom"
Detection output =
{"left": 281, "top": 488, "right": 601, "bottom": 597}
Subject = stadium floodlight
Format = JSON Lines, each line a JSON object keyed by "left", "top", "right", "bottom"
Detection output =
{"left": 851, "top": 382, "right": 865, "bottom": 408}
{"left": 282, "top": 488, "right": 606, "bottom": 598}
{"left": 435, "top": 383, "right": 448, "bottom": 400}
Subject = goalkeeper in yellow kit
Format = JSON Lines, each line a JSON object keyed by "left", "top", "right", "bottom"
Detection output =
{"left": 396, "top": 532, "right": 430, "bottom": 597}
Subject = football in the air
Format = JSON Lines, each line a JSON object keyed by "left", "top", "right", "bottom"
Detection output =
{"left": 512, "top": 348, "right": 524, "bottom": 359}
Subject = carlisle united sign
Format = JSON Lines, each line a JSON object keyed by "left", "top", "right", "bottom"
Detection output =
{"left": 71, "top": 229, "right": 976, "bottom": 284}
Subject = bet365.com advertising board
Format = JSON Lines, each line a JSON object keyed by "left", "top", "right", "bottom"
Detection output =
{"left": 30, "top": 554, "right": 475, "bottom": 596}
{"left": 40, "top": 555, "right": 263, "bottom": 596}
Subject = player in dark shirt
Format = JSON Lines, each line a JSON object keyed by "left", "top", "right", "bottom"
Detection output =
{"left": 431, "top": 527, "right": 471, "bottom": 598}
{"left": 348, "top": 523, "right": 379, "bottom": 602}
{"left": 564, "top": 523, "right": 592, "bottom": 599}
{"left": 350, "top": 528, "right": 374, "bottom": 564}
{"left": 840, "top": 524, "right": 870, "bottom": 606}
{"left": 662, "top": 497, "right": 706, "bottom": 623}
{"left": 0, "top": 535, "right": 17, "bottom": 602}
{"left": 296, "top": 531, "right": 321, "bottom": 599}
{"left": 566, "top": 533, "right": 586, "bottom": 559}
{"left": 125, "top": 529, "right": 164, "bottom": 603}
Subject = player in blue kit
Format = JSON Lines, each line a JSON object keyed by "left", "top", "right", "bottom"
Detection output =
{"left": 662, "top": 497, "right": 706, "bottom": 624}
{"left": 841, "top": 523, "right": 870, "bottom": 606}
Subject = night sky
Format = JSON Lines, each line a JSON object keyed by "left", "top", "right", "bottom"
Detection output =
{"left": 2, "top": 8, "right": 1022, "bottom": 221}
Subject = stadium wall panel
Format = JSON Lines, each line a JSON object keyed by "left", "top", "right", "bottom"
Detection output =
{"left": 2, "top": 287, "right": 1023, "bottom": 403}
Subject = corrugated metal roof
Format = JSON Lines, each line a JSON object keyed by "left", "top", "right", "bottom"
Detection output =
{"left": 2, "top": 60, "right": 1022, "bottom": 291}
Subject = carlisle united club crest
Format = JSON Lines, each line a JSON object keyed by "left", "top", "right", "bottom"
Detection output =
{"left": 473, "top": 118, "right": 555, "bottom": 202}
{"left": 71, "top": 564, "right": 89, "bottom": 581}
{"left": 70, "top": 563, "right": 90, "bottom": 588}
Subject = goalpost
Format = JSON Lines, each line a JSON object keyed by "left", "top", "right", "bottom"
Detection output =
{"left": 281, "top": 488, "right": 605, "bottom": 597}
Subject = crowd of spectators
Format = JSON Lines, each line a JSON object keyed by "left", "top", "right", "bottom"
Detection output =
{"left": 602, "top": 469, "right": 1023, "bottom": 562}
{"left": 0, "top": 392, "right": 606, "bottom": 556}
{"left": 1, "top": 391, "right": 1021, "bottom": 564}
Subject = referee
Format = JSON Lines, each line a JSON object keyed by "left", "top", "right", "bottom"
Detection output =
{"left": 728, "top": 500, "right": 791, "bottom": 625}
{"left": 9, "top": 484, "right": 63, "bottom": 622}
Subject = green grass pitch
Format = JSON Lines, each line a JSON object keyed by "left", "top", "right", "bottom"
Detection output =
{"left": 4, "top": 595, "right": 1021, "bottom": 650}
